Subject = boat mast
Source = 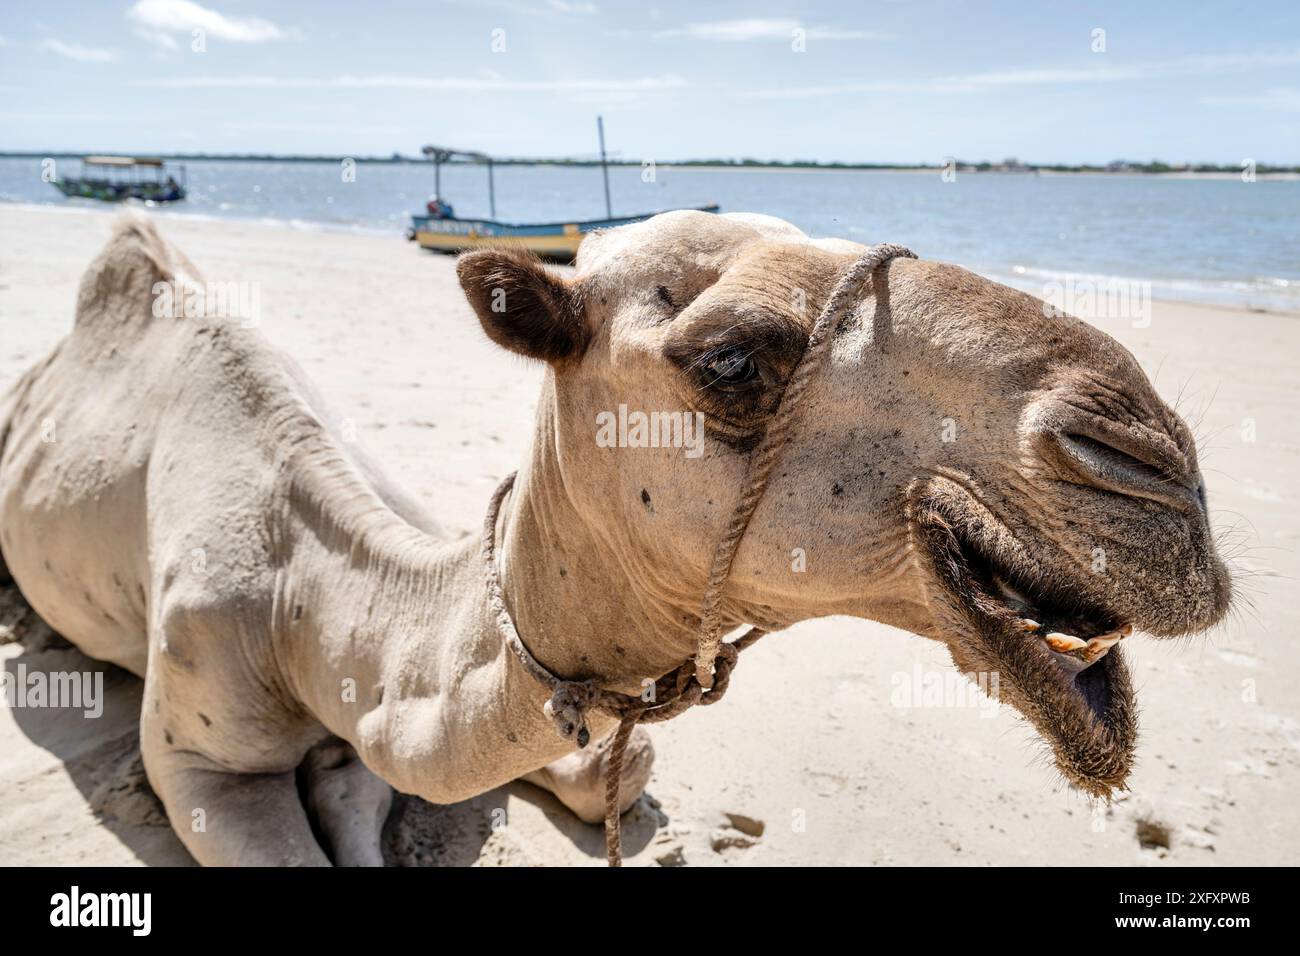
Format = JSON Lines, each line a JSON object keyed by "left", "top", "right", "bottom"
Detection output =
{"left": 597, "top": 115, "right": 612, "bottom": 219}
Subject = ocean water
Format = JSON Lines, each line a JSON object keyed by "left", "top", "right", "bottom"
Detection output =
{"left": 2, "top": 156, "right": 1297, "bottom": 311}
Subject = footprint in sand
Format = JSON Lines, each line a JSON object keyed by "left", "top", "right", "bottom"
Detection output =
{"left": 710, "top": 812, "right": 766, "bottom": 859}
{"left": 654, "top": 845, "right": 687, "bottom": 867}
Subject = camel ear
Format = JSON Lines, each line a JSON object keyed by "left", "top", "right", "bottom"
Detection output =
{"left": 456, "top": 249, "right": 588, "bottom": 362}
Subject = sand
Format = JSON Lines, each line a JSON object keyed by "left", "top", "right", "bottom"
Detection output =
{"left": 1, "top": 203, "right": 1297, "bottom": 866}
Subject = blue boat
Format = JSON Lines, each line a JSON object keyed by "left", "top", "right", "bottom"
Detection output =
{"left": 408, "top": 119, "right": 719, "bottom": 261}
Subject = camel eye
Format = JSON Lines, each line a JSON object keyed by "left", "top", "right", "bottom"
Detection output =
{"left": 701, "top": 347, "right": 759, "bottom": 389}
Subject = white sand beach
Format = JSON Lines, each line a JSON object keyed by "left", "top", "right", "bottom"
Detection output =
{"left": 1, "top": 203, "right": 1297, "bottom": 866}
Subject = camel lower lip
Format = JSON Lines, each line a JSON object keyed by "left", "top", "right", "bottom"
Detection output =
{"left": 915, "top": 496, "right": 1139, "bottom": 795}
{"left": 977, "top": 582, "right": 1134, "bottom": 722}
{"left": 963, "top": 594, "right": 1138, "bottom": 795}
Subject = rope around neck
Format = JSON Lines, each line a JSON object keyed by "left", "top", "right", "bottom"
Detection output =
{"left": 482, "top": 242, "right": 916, "bottom": 866}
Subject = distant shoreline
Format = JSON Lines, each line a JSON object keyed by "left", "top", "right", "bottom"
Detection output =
{"left": 658, "top": 165, "right": 1300, "bottom": 181}
{"left": 2, "top": 151, "right": 1297, "bottom": 177}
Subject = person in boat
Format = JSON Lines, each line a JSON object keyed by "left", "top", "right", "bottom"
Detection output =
{"left": 426, "top": 195, "right": 455, "bottom": 219}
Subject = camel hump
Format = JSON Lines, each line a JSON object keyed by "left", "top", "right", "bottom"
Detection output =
{"left": 73, "top": 212, "right": 205, "bottom": 333}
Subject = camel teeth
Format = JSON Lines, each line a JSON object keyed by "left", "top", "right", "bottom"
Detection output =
{"left": 1015, "top": 618, "right": 1042, "bottom": 633}
{"left": 1045, "top": 632, "right": 1088, "bottom": 653}
{"left": 1081, "top": 631, "right": 1126, "bottom": 663}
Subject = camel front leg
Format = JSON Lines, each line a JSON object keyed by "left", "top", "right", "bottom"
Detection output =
{"left": 522, "top": 725, "right": 655, "bottom": 824}
{"left": 140, "top": 668, "right": 330, "bottom": 866}
{"left": 303, "top": 737, "right": 392, "bottom": 867}
{"left": 143, "top": 749, "right": 331, "bottom": 866}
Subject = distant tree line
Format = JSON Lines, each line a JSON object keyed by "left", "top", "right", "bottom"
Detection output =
{"left": 3, "top": 151, "right": 1296, "bottom": 173}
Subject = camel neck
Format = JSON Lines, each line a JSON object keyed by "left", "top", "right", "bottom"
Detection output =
{"left": 495, "top": 452, "right": 701, "bottom": 693}
{"left": 277, "top": 395, "right": 699, "bottom": 800}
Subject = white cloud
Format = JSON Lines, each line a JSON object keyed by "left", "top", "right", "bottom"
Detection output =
{"left": 127, "top": 0, "right": 284, "bottom": 44}
{"left": 1202, "top": 86, "right": 1300, "bottom": 112}
{"left": 805, "top": 27, "right": 882, "bottom": 40}
{"left": 37, "top": 39, "right": 120, "bottom": 62}
{"left": 134, "top": 27, "right": 180, "bottom": 51}
{"left": 547, "top": 0, "right": 597, "bottom": 13}
{"left": 0, "top": 34, "right": 13, "bottom": 47}
{"left": 134, "top": 73, "right": 688, "bottom": 93}
{"left": 740, "top": 48, "right": 1300, "bottom": 98}
{"left": 654, "top": 18, "right": 880, "bottom": 42}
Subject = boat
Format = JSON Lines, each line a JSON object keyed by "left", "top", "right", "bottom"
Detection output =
{"left": 408, "top": 118, "right": 718, "bottom": 261}
{"left": 51, "top": 155, "right": 187, "bottom": 203}
{"left": 409, "top": 206, "right": 720, "bottom": 260}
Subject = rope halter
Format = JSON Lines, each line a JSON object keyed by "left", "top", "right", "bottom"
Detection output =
{"left": 483, "top": 242, "right": 918, "bottom": 865}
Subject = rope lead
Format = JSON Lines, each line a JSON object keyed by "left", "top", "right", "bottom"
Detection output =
{"left": 483, "top": 242, "right": 917, "bottom": 865}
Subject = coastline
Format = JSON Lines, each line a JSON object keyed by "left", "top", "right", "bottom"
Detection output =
{"left": 662, "top": 165, "right": 1300, "bottom": 181}
{"left": 4, "top": 152, "right": 1297, "bottom": 180}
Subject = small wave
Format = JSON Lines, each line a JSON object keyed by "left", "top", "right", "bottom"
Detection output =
{"left": 983, "top": 264, "right": 1300, "bottom": 313}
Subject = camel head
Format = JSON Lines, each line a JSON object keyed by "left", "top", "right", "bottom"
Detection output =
{"left": 456, "top": 210, "right": 1231, "bottom": 797}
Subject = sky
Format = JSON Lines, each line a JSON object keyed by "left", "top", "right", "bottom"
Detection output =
{"left": 2, "top": 0, "right": 1298, "bottom": 164}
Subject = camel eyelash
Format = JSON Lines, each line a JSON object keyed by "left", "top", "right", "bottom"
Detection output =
{"left": 685, "top": 343, "right": 751, "bottom": 377}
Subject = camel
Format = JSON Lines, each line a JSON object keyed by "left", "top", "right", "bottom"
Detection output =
{"left": 0, "top": 211, "right": 1230, "bottom": 865}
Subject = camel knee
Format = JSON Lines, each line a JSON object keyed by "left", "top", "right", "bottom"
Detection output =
{"left": 523, "top": 725, "right": 655, "bottom": 825}
{"left": 140, "top": 704, "right": 331, "bottom": 867}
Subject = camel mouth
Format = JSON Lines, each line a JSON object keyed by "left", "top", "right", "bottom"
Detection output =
{"left": 914, "top": 498, "right": 1139, "bottom": 796}
{"left": 960, "top": 535, "right": 1132, "bottom": 683}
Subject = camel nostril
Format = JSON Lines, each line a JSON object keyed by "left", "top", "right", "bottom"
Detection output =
{"left": 1043, "top": 428, "right": 1201, "bottom": 513}
{"left": 1063, "top": 432, "right": 1166, "bottom": 482}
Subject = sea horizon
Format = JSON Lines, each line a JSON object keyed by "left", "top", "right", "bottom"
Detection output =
{"left": 4, "top": 149, "right": 1298, "bottom": 176}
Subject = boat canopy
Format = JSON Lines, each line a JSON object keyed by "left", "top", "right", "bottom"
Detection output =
{"left": 421, "top": 144, "right": 498, "bottom": 216}
{"left": 420, "top": 146, "right": 494, "bottom": 164}
{"left": 84, "top": 156, "right": 166, "bottom": 167}
{"left": 72, "top": 155, "right": 187, "bottom": 191}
